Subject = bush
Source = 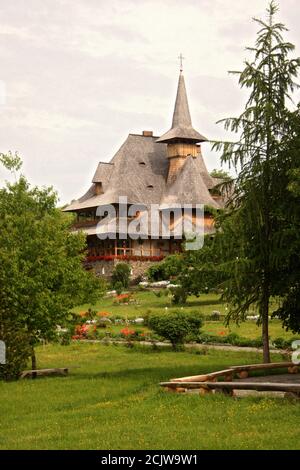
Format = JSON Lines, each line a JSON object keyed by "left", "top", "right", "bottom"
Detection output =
{"left": 147, "top": 255, "right": 183, "bottom": 282}
{"left": 147, "top": 263, "right": 166, "bottom": 282}
{"left": 272, "top": 336, "right": 300, "bottom": 350}
{"left": 209, "top": 311, "right": 221, "bottom": 321}
{"left": 148, "top": 311, "right": 203, "bottom": 349}
{"left": 114, "top": 281, "right": 123, "bottom": 295}
{"left": 196, "top": 332, "right": 264, "bottom": 348}
{"left": 111, "top": 263, "right": 131, "bottom": 290}
{"left": 170, "top": 286, "right": 188, "bottom": 305}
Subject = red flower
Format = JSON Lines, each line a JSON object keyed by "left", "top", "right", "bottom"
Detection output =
{"left": 121, "top": 327, "right": 135, "bottom": 337}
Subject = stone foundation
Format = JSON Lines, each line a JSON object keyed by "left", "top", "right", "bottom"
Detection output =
{"left": 88, "top": 259, "right": 158, "bottom": 283}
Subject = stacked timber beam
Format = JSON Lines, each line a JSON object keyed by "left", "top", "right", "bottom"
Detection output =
{"left": 160, "top": 362, "right": 300, "bottom": 398}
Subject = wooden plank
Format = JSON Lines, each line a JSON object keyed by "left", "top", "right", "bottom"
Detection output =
{"left": 230, "top": 362, "right": 294, "bottom": 372}
{"left": 160, "top": 381, "right": 300, "bottom": 393}
{"left": 161, "top": 382, "right": 207, "bottom": 390}
{"left": 20, "top": 368, "right": 68, "bottom": 379}
{"left": 171, "top": 369, "right": 234, "bottom": 383}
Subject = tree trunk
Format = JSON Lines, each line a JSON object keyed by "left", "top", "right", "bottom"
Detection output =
{"left": 31, "top": 347, "right": 37, "bottom": 371}
{"left": 261, "top": 287, "right": 271, "bottom": 363}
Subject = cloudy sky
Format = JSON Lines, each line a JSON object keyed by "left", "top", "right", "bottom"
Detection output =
{"left": 0, "top": 0, "right": 299, "bottom": 204}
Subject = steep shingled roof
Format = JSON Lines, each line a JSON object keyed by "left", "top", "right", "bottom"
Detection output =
{"left": 63, "top": 134, "right": 169, "bottom": 211}
{"left": 63, "top": 72, "right": 223, "bottom": 215}
{"left": 160, "top": 155, "right": 219, "bottom": 209}
{"left": 92, "top": 162, "right": 114, "bottom": 185}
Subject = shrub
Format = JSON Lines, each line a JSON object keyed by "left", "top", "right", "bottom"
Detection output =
{"left": 147, "top": 263, "right": 166, "bottom": 282}
{"left": 170, "top": 286, "right": 188, "bottom": 305}
{"left": 114, "top": 281, "right": 124, "bottom": 295}
{"left": 147, "top": 255, "right": 183, "bottom": 282}
{"left": 111, "top": 263, "right": 131, "bottom": 290}
{"left": 209, "top": 311, "right": 221, "bottom": 321}
{"left": 272, "top": 336, "right": 300, "bottom": 350}
{"left": 148, "top": 311, "right": 203, "bottom": 349}
{"left": 196, "top": 332, "right": 264, "bottom": 348}
{"left": 162, "top": 255, "right": 184, "bottom": 279}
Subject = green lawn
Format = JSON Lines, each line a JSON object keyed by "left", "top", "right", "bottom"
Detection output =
{"left": 1, "top": 343, "right": 299, "bottom": 450}
{"left": 74, "top": 290, "right": 298, "bottom": 342}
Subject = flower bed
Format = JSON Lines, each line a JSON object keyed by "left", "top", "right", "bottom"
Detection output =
{"left": 86, "top": 255, "right": 164, "bottom": 262}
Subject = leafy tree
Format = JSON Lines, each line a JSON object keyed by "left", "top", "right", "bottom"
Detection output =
{"left": 212, "top": 2, "right": 300, "bottom": 362}
{"left": 147, "top": 240, "right": 224, "bottom": 303}
{"left": 0, "top": 154, "right": 102, "bottom": 378}
{"left": 178, "top": 237, "right": 226, "bottom": 298}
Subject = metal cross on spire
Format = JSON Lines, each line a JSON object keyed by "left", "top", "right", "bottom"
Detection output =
{"left": 178, "top": 53, "right": 185, "bottom": 72}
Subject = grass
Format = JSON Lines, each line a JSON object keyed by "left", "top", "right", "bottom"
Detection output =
{"left": 74, "top": 290, "right": 298, "bottom": 342}
{"left": 1, "top": 342, "right": 300, "bottom": 450}
{"left": 73, "top": 291, "right": 228, "bottom": 317}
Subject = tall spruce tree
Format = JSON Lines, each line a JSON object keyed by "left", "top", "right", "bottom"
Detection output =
{"left": 272, "top": 105, "right": 300, "bottom": 333}
{"left": 212, "top": 1, "right": 300, "bottom": 362}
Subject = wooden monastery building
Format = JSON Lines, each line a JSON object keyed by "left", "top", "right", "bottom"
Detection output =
{"left": 63, "top": 70, "right": 225, "bottom": 278}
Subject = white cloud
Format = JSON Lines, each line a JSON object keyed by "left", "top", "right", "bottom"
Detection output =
{"left": 0, "top": 0, "right": 299, "bottom": 203}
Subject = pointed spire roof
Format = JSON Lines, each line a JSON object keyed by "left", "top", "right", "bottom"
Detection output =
{"left": 157, "top": 71, "right": 207, "bottom": 143}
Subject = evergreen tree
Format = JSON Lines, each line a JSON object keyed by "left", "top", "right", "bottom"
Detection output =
{"left": 212, "top": 1, "right": 300, "bottom": 362}
{"left": 272, "top": 106, "right": 300, "bottom": 333}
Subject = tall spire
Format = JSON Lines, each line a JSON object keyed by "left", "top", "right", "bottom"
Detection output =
{"left": 172, "top": 72, "right": 192, "bottom": 129}
{"left": 157, "top": 70, "right": 207, "bottom": 144}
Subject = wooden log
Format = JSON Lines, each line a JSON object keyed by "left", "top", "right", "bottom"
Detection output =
{"left": 224, "top": 372, "right": 234, "bottom": 381}
{"left": 164, "top": 386, "right": 177, "bottom": 393}
{"left": 230, "top": 362, "right": 295, "bottom": 372}
{"left": 237, "top": 371, "right": 249, "bottom": 379}
{"left": 164, "top": 386, "right": 186, "bottom": 393}
{"left": 20, "top": 368, "right": 68, "bottom": 379}
{"left": 170, "top": 369, "right": 234, "bottom": 383}
{"left": 161, "top": 382, "right": 207, "bottom": 390}
{"left": 160, "top": 381, "right": 300, "bottom": 393}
